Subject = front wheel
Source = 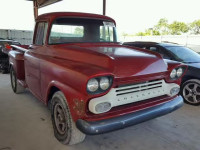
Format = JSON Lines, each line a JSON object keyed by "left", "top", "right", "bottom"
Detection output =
{"left": 51, "top": 91, "right": 85, "bottom": 145}
{"left": 181, "top": 79, "right": 200, "bottom": 105}
{"left": 10, "top": 66, "right": 25, "bottom": 94}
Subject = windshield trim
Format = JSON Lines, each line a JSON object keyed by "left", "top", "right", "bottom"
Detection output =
{"left": 48, "top": 41, "right": 120, "bottom": 46}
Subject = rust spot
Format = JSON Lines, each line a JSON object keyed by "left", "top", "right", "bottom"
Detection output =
{"left": 73, "top": 99, "right": 85, "bottom": 116}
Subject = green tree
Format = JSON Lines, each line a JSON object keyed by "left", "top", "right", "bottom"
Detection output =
{"left": 135, "top": 32, "right": 146, "bottom": 36}
{"left": 136, "top": 29, "right": 160, "bottom": 36}
{"left": 152, "top": 30, "right": 161, "bottom": 35}
{"left": 169, "top": 21, "right": 189, "bottom": 35}
{"left": 154, "top": 18, "right": 169, "bottom": 35}
{"left": 190, "top": 20, "right": 200, "bottom": 34}
{"left": 122, "top": 32, "right": 128, "bottom": 39}
{"left": 74, "top": 27, "right": 83, "bottom": 35}
{"left": 144, "top": 29, "right": 151, "bottom": 36}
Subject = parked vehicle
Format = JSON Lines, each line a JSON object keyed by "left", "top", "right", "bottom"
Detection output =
{"left": 123, "top": 41, "right": 200, "bottom": 105}
{"left": 9, "top": 12, "right": 187, "bottom": 145}
{"left": 0, "top": 40, "right": 21, "bottom": 73}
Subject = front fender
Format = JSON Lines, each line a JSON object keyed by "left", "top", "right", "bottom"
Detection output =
{"left": 46, "top": 80, "right": 87, "bottom": 121}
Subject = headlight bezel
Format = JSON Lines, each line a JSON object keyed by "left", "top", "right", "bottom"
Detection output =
{"left": 99, "top": 77, "right": 110, "bottom": 91}
{"left": 170, "top": 67, "right": 185, "bottom": 80}
{"left": 87, "top": 78, "right": 99, "bottom": 93}
{"left": 170, "top": 69, "right": 177, "bottom": 79}
{"left": 176, "top": 67, "right": 183, "bottom": 77}
{"left": 87, "top": 76, "right": 113, "bottom": 94}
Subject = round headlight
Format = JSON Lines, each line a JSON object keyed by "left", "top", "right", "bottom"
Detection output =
{"left": 170, "top": 69, "right": 177, "bottom": 79}
{"left": 87, "top": 78, "right": 99, "bottom": 92}
{"left": 177, "top": 68, "right": 183, "bottom": 77}
{"left": 100, "top": 77, "right": 110, "bottom": 90}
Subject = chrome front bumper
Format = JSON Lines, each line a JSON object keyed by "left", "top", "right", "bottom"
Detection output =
{"left": 76, "top": 95, "right": 183, "bottom": 135}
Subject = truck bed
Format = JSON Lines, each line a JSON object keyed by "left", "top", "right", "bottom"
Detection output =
{"left": 9, "top": 45, "right": 28, "bottom": 82}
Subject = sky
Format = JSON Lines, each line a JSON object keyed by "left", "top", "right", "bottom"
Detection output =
{"left": 0, "top": 0, "right": 200, "bottom": 35}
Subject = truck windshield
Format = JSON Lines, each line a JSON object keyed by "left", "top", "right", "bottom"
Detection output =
{"left": 49, "top": 18, "right": 118, "bottom": 44}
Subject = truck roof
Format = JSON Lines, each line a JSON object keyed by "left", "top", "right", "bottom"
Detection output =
{"left": 36, "top": 12, "right": 116, "bottom": 24}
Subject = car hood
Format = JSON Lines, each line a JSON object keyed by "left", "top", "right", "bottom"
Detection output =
{"left": 186, "top": 62, "right": 200, "bottom": 68}
{"left": 51, "top": 44, "right": 168, "bottom": 77}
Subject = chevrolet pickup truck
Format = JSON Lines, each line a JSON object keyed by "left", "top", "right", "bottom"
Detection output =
{"left": 9, "top": 12, "right": 187, "bottom": 145}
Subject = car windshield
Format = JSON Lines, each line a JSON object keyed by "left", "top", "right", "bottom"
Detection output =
{"left": 165, "top": 46, "right": 200, "bottom": 63}
{"left": 49, "top": 18, "right": 119, "bottom": 44}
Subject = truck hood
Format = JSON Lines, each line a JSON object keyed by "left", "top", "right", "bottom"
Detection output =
{"left": 52, "top": 44, "right": 168, "bottom": 77}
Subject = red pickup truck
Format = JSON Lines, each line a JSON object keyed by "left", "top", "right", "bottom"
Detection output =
{"left": 9, "top": 12, "right": 187, "bottom": 145}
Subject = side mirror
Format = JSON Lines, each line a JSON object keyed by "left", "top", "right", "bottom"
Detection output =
{"left": 28, "top": 45, "right": 34, "bottom": 49}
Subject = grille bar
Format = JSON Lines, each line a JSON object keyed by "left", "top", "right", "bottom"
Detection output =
{"left": 117, "top": 80, "right": 163, "bottom": 90}
{"left": 116, "top": 85, "right": 162, "bottom": 96}
{"left": 116, "top": 80, "right": 163, "bottom": 96}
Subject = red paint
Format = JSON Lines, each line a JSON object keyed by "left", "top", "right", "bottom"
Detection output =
{"left": 8, "top": 12, "right": 187, "bottom": 122}
{"left": 5, "top": 44, "right": 12, "bottom": 50}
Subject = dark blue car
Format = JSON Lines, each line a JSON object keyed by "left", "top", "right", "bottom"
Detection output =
{"left": 124, "top": 41, "right": 200, "bottom": 105}
{"left": 0, "top": 39, "right": 21, "bottom": 73}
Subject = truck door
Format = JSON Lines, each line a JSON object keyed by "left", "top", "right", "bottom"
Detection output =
{"left": 24, "top": 22, "right": 48, "bottom": 100}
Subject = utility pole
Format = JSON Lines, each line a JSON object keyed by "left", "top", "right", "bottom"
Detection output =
{"left": 103, "top": 0, "right": 106, "bottom": 15}
{"left": 33, "top": 0, "right": 38, "bottom": 20}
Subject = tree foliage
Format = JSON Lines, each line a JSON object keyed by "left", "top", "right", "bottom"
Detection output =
{"left": 154, "top": 18, "right": 169, "bottom": 35}
{"left": 74, "top": 27, "right": 83, "bottom": 35}
{"left": 135, "top": 32, "right": 146, "bottom": 36}
{"left": 190, "top": 20, "right": 200, "bottom": 34}
{"left": 168, "top": 21, "right": 189, "bottom": 35}
{"left": 152, "top": 30, "right": 161, "bottom": 35}
{"left": 134, "top": 18, "right": 200, "bottom": 36}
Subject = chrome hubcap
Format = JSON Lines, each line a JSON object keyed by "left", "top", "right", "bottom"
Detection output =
{"left": 54, "top": 103, "right": 67, "bottom": 135}
{"left": 183, "top": 83, "right": 200, "bottom": 104}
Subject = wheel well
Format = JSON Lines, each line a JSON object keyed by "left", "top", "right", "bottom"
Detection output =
{"left": 47, "top": 86, "right": 60, "bottom": 109}
{"left": 182, "top": 76, "right": 200, "bottom": 86}
{"left": 181, "top": 76, "right": 200, "bottom": 89}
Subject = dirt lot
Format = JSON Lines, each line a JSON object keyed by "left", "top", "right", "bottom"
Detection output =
{"left": 0, "top": 74, "right": 200, "bottom": 150}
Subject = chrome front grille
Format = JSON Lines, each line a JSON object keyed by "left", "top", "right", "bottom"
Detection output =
{"left": 116, "top": 80, "right": 163, "bottom": 96}
{"left": 89, "top": 79, "right": 180, "bottom": 114}
{"left": 114, "top": 80, "right": 166, "bottom": 104}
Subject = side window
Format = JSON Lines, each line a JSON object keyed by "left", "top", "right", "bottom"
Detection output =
{"left": 158, "top": 49, "right": 171, "bottom": 59}
{"left": 35, "top": 22, "right": 48, "bottom": 45}
{"left": 149, "top": 46, "right": 159, "bottom": 53}
{"left": 138, "top": 45, "right": 147, "bottom": 49}
{"left": 148, "top": 46, "right": 170, "bottom": 59}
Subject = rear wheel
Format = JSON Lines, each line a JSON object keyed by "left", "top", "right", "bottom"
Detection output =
{"left": 51, "top": 91, "right": 85, "bottom": 145}
{"left": 10, "top": 67, "right": 25, "bottom": 94}
{"left": 181, "top": 79, "right": 200, "bottom": 105}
